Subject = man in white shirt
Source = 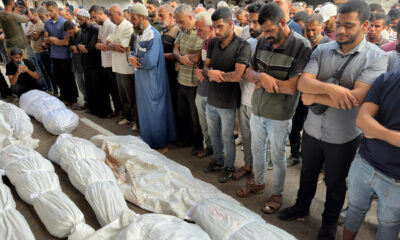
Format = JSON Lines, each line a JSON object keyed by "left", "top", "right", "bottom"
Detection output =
{"left": 90, "top": 5, "right": 123, "bottom": 118}
{"left": 106, "top": 4, "right": 136, "bottom": 127}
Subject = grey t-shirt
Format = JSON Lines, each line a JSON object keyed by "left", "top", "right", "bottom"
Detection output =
{"left": 303, "top": 38, "right": 388, "bottom": 144}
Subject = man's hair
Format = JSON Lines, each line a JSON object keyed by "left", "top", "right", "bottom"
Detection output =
{"left": 258, "top": 2, "right": 284, "bottom": 25}
{"left": 63, "top": 20, "right": 75, "bottom": 31}
{"left": 160, "top": 4, "right": 174, "bottom": 14}
{"left": 392, "top": 3, "right": 400, "bottom": 9}
{"left": 123, "top": 9, "right": 129, "bottom": 13}
{"left": 65, "top": 8, "right": 73, "bottom": 16}
{"left": 170, "top": 0, "right": 180, "bottom": 3}
{"left": 338, "top": 0, "right": 370, "bottom": 23}
{"left": 147, "top": 0, "right": 160, "bottom": 8}
{"left": 293, "top": 11, "right": 309, "bottom": 22}
{"left": 291, "top": 2, "right": 303, "bottom": 11}
{"left": 247, "top": 1, "right": 263, "bottom": 14}
{"left": 46, "top": 1, "right": 58, "bottom": 9}
{"left": 388, "top": 8, "right": 400, "bottom": 21}
{"left": 211, "top": 6, "right": 232, "bottom": 22}
{"left": 195, "top": 11, "right": 212, "bottom": 26}
{"left": 175, "top": 3, "right": 192, "bottom": 16}
{"left": 31, "top": 8, "right": 38, "bottom": 14}
{"left": 305, "top": 13, "right": 324, "bottom": 26}
{"left": 369, "top": 3, "right": 382, "bottom": 12}
{"left": 235, "top": 8, "right": 245, "bottom": 16}
{"left": 370, "top": 12, "right": 387, "bottom": 24}
{"left": 89, "top": 4, "right": 104, "bottom": 14}
{"left": 2, "top": 0, "right": 13, "bottom": 6}
{"left": 38, "top": 6, "right": 47, "bottom": 15}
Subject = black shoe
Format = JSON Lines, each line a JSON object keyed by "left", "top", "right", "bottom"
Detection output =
{"left": 191, "top": 147, "right": 202, "bottom": 156}
{"left": 277, "top": 205, "right": 309, "bottom": 221}
{"left": 287, "top": 155, "right": 300, "bottom": 167}
{"left": 317, "top": 224, "right": 337, "bottom": 240}
{"left": 173, "top": 140, "right": 193, "bottom": 148}
{"left": 218, "top": 167, "right": 234, "bottom": 183}
{"left": 203, "top": 161, "right": 223, "bottom": 173}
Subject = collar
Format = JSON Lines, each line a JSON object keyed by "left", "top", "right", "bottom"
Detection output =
{"left": 139, "top": 24, "right": 152, "bottom": 37}
{"left": 51, "top": 15, "right": 63, "bottom": 24}
{"left": 274, "top": 30, "right": 294, "bottom": 50}
{"left": 333, "top": 37, "right": 366, "bottom": 56}
{"left": 217, "top": 33, "right": 237, "bottom": 49}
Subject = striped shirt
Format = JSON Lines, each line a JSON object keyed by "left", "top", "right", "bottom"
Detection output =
{"left": 250, "top": 30, "right": 312, "bottom": 120}
{"left": 174, "top": 29, "right": 203, "bottom": 87}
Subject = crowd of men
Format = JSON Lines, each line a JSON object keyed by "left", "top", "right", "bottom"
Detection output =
{"left": 0, "top": 0, "right": 399, "bottom": 239}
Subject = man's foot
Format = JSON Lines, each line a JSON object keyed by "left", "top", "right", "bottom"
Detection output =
{"left": 197, "top": 147, "right": 213, "bottom": 158}
{"left": 277, "top": 205, "right": 309, "bottom": 221}
{"left": 287, "top": 155, "right": 300, "bottom": 167}
{"left": 338, "top": 206, "right": 348, "bottom": 226}
{"left": 203, "top": 160, "right": 223, "bottom": 173}
{"left": 317, "top": 224, "right": 337, "bottom": 240}
{"left": 191, "top": 147, "right": 203, "bottom": 156}
{"left": 118, "top": 118, "right": 132, "bottom": 125}
{"left": 218, "top": 167, "right": 234, "bottom": 183}
{"left": 131, "top": 123, "right": 138, "bottom": 131}
{"left": 235, "top": 135, "right": 242, "bottom": 145}
{"left": 232, "top": 166, "right": 252, "bottom": 180}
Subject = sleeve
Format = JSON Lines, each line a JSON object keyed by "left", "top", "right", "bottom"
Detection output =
{"left": 11, "top": 13, "right": 28, "bottom": 24}
{"left": 358, "top": 53, "right": 389, "bottom": 85}
{"left": 44, "top": 21, "right": 48, "bottom": 34}
{"left": 288, "top": 44, "right": 312, "bottom": 78}
{"left": 5, "top": 63, "right": 13, "bottom": 76}
{"left": 106, "top": 28, "right": 114, "bottom": 42}
{"left": 37, "top": 21, "right": 44, "bottom": 32}
{"left": 139, "top": 34, "right": 160, "bottom": 70}
{"left": 364, "top": 73, "right": 385, "bottom": 105}
{"left": 25, "top": 60, "right": 36, "bottom": 72}
{"left": 303, "top": 45, "right": 321, "bottom": 75}
{"left": 85, "top": 28, "right": 99, "bottom": 52}
{"left": 174, "top": 32, "right": 181, "bottom": 45}
{"left": 206, "top": 39, "right": 214, "bottom": 59}
{"left": 235, "top": 41, "right": 252, "bottom": 66}
{"left": 120, "top": 25, "right": 133, "bottom": 47}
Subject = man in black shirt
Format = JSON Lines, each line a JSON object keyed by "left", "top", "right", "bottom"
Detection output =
{"left": 6, "top": 48, "right": 42, "bottom": 96}
{"left": 202, "top": 7, "right": 251, "bottom": 183}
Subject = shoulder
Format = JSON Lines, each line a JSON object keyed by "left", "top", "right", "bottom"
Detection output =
{"left": 291, "top": 31, "right": 311, "bottom": 49}
{"left": 142, "top": 28, "right": 155, "bottom": 42}
{"left": 364, "top": 41, "right": 386, "bottom": 56}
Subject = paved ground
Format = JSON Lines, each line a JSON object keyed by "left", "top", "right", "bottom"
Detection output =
{"left": 2, "top": 106, "right": 379, "bottom": 240}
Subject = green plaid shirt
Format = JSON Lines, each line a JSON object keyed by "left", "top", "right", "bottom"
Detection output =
{"left": 174, "top": 29, "right": 203, "bottom": 87}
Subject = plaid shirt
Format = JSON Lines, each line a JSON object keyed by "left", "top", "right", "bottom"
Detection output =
{"left": 174, "top": 28, "right": 203, "bottom": 87}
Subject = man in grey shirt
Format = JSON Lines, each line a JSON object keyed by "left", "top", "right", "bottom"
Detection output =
{"left": 278, "top": 1, "right": 388, "bottom": 240}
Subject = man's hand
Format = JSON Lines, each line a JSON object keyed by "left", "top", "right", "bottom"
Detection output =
{"left": 96, "top": 43, "right": 109, "bottom": 51}
{"left": 326, "top": 84, "right": 359, "bottom": 110}
{"left": 195, "top": 68, "right": 205, "bottom": 82}
{"left": 0, "top": 34, "right": 4, "bottom": 41}
{"left": 78, "top": 44, "right": 88, "bottom": 53}
{"left": 112, "top": 44, "right": 126, "bottom": 53}
{"left": 19, "top": 65, "right": 28, "bottom": 73}
{"left": 254, "top": 80, "right": 262, "bottom": 89}
{"left": 208, "top": 70, "right": 224, "bottom": 83}
{"left": 175, "top": 62, "right": 180, "bottom": 72}
{"left": 179, "top": 55, "right": 195, "bottom": 66}
{"left": 301, "top": 93, "right": 315, "bottom": 106}
{"left": 71, "top": 45, "right": 78, "bottom": 54}
{"left": 48, "top": 37, "right": 59, "bottom": 45}
{"left": 128, "top": 56, "right": 141, "bottom": 68}
{"left": 259, "top": 73, "right": 279, "bottom": 94}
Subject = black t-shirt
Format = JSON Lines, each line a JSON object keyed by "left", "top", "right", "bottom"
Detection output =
{"left": 359, "top": 71, "right": 400, "bottom": 180}
{"left": 6, "top": 59, "right": 36, "bottom": 85}
{"left": 206, "top": 35, "right": 251, "bottom": 109}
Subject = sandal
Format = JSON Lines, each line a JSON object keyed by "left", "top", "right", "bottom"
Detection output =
{"left": 247, "top": 174, "right": 254, "bottom": 185}
{"left": 262, "top": 194, "right": 283, "bottom": 214}
{"left": 236, "top": 183, "right": 265, "bottom": 197}
{"left": 232, "top": 166, "right": 252, "bottom": 180}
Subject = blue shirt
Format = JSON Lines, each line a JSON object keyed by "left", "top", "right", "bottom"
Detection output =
{"left": 44, "top": 16, "right": 70, "bottom": 59}
{"left": 287, "top": 19, "right": 303, "bottom": 36}
{"left": 359, "top": 71, "right": 400, "bottom": 180}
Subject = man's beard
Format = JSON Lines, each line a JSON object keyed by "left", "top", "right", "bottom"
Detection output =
{"left": 267, "top": 27, "right": 283, "bottom": 44}
{"left": 337, "top": 30, "right": 360, "bottom": 46}
{"left": 160, "top": 20, "right": 169, "bottom": 29}
{"left": 148, "top": 12, "right": 155, "bottom": 18}
{"left": 80, "top": 22, "right": 88, "bottom": 28}
{"left": 308, "top": 33, "right": 321, "bottom": 43}
{"left": 216, "top": 30, "right": 229, "bottom": 42}
{"left": 249, "top": 28, "right": 262, "bottom": 38}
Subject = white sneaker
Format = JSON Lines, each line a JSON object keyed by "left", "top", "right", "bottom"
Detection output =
{"left": 118, "top": 118, "right": 132, "bottom": 125}
{"left": 235, "top": 136, "right": 242, "bottom": 145}
{"left": 131, "top": 123, "right": 138, "bottom": 131}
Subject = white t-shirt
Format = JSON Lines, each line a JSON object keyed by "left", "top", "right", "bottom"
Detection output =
{"left": 241, "top": 37, "right": 258, "bottom": 107}
{"left": 98, "top": 18, "right": 115, "bottom": 68}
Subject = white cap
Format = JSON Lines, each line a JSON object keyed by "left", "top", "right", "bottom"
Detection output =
{"left": 319, "top": 3, "right": 337, "bottom": 22}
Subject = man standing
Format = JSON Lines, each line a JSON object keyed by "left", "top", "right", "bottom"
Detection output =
{"left": 202, "top": 7, "right": 251, "bottom": 183}
{"left": 235, "top": 8, "right": 248, "bottom": 27}
{"left": 236, "top": 3, "right": 311, "bottom": 215}
{"left": 90, "top": 5, "right": 123, "bottom": 118}
{"left": 367, "top": 13, "right": 390, "bottom": 46}
{"left": 106, "top": 4, "right": 136, "bottom": 128}
{"left": 159, "top": 3, "right": 180, "bottom": 122}
{"left": 44, "top": 1, "right": 79, "bottom": 107}
{"left": 278, "top": 1, "right": 388, "bottom": 239}
{"left": 128, "top": 3, "right": 177, "bottom": 152}
{"left": 173, "top": 4, "right": 204, "bottom": 155}
{"left": 194, "top": 11, "right": 214, "bottom": 159}
{"left": 304, "top": 14, "right": 331, "bottom": 50}
{"left": 273, "top": 0, "right": 303, "bottom": 35}
{"left": 319, "top": 2, "right": 337, "bottom": 40}
{"left": 146, "top": 0, "right": 162, "bottom": 32}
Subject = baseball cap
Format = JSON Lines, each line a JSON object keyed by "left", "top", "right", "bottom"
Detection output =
{"left": 319, "top": 3, "right": 337, "bottom": 22}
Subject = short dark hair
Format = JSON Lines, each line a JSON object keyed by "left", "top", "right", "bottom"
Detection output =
{"left": 369, "top": 12, "right": 387, "bottom": 23}
{"left": 247, "top": 1, "right": 264, "bottom": 14}
{"left": 305, "top": 13, "right": 324, "bottom": 26}
{"left": 211, "top": 6, "right": 232, "bottom": 22}
{"left": 388, "top": 8, "right": 400, "bottom": 21}
{"left": 258, "top": 2, "right": 284, "bottom": 25}
{"left": 369, "top": 3, "right": 382, "bottom": 12}
{"left": 63, "top": 20, "right": 75, "bottom": 31}
{"left": 293, "top": 11, "right": 309, "bottom": 22}
{"left": 338, "top": 0, "right": 370, "bottom": 23}
{"left": 46, "top": 1, "right": 58, "bottom": 8}
{"left": 65, "top": 8, "right": 73, "bottom": 15}
{"left": 306, "top": 5, "right": 313, "bottom": 10}
{"left": 89, "top": 4, "right": 104, "bottom": 14}
{"left": 147, "top": 0, "right": 160, "bottom": 8}
{"left": 235, "top": 8, "right": 245, "bottom": 16}
{"left": 2, "top": 0, "right": 13, "bottom": 6}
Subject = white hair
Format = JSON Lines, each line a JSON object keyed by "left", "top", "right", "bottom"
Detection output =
{"left": 217, "top": 1, "right": 228, "bottom": 8}
{"left": 195, "top": 11, "right": 212, "bottom": 27}
{"left": 175, "top": 3, "right": 192, "bottom": 16}
{"left": 38, "top": 6, "right": 48, "bottom": 15}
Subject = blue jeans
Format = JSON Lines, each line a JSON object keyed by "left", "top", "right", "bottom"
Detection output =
{"left": 238, "top": 104, "right": 253, "bottom": 167}
{"left": 195, "top": 94, "right": 212, "bottom": 149}
{"left": 206, "top": 104, "right": 236, "bottom": 168}
{"left": 250, "top": 114, "right": 291, "bottom": 195}
{"left": 36, "top": 52, "right": 56, "bottom": 92}
{"left": 74, "top": 70, "right": 87, "bottom": 104}
{"left": 345, "top": 154, "right": 400, "bottom": 240}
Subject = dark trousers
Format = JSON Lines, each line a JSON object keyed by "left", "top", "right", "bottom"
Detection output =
{"left": 10, "top": 79, "right": 42, "bottom": 97}
{"left": 177, "top": 83, "right": 203, "bottom": 148}
{"left": 103, "top": 67, "right": 122, "bottom": 113}
{"left": 85, "top": 67, "right": 112, "bottom": 117}
{"left": 115, "top": 73, "right": 138, "bottom": 123}
{"left": 36, "top": 51, "right": 57, "bottom": 93}
{"left": 51, "top": 58, "right": 78, "bottom": 102}
{"left": 289, "top": 100, "right": 308, "bottom": 158}
{"left": 0, "top": 71, "right": 11, "bottom": 97}
{"left": 295, "top": 132, "right": 361, "bottom": 225}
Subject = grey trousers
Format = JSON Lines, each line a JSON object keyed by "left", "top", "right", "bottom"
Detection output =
{"left": 238, "top": 104, "right": 253, "bottom": 167}
{"left": 115, "top": 73, "right": 135, "bottom": 121}
{"left": 195, "top": 94, "right": 212, "bottom": 148}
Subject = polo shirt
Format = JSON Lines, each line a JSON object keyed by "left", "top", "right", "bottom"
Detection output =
{"left": 98, "top": 18, "right": 115, "bottom": 68}
{"left": 44, "top": 16, "right": 70, "bottom": 59}
{"left": 303, "top": 38, "right": 388, "bottom": 144}
{"left": 175, "top": 28, "right": 203, "bottom": 87}
{"left": 359, "top": 71, "right": 400, "bottom": 180}
{"left": 207, "top": 35, "right": 251, "bottom": 109}
{"left": 0, "top": 12, "right": 29, "bottom": 49}
{"left": 312, "top": 35, "right": 331, "bottom": 51}
{"left": 387, "top": 50, "right": 400, "bottom": 71}
{"left": 251, "top": 30, "right": 311, "bottom": 120}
